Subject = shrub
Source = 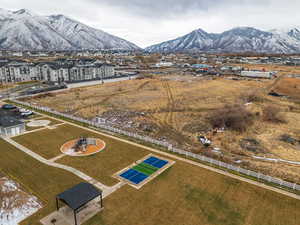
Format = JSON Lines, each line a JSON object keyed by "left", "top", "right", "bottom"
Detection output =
{"left": 279, "top": 134, "right": 299, "bottom": 145}
{"left": 240, "top": 91, "right": 263, "bottom": 103}
{"left": 207, "top": 104, "right": 254, "bottom": 132}
{"left": 239, "top": 138, "right": 265, "bottom": 153}
{"left": 262, "top": 106, "right": 286, "bottom": 123}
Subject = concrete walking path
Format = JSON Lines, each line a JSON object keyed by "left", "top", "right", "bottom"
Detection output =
{"left": 2, "top": 137, "right": 122, "bottom": 198}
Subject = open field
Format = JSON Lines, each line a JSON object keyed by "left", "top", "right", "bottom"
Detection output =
{"left": 85, "top": 161, "right": 300, "bottom": 225}
{"left": 13, "top": 124, "right": 148, "bottom": 186}
{"left": 3, "top": 123, "right": 300, "bottom": 225}
{"left": 22, "top": 67, "right": 300, "bottom": 183}
{"left": 0, "top": 138, "right": 83, "bottom": 225}
{"left": 273, "top": 77, "right": 300, "bottom": 100}
{"left": 25, "top": 75, "right": 269, "bottom": 148}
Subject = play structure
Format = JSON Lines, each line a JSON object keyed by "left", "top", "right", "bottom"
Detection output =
{"left": 60, "top": 137, "right": 105, "bottom": 156}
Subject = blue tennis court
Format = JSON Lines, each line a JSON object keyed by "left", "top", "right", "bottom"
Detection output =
{"left": 119, "top": 156, "right": 170, "bottom": 185}
{"left": 143, "top": 156, "right": 168, "bottom": 168}
{"left": 119, "top": 168, "right": 148, "bottom": 184}
{"left": 120, "top": 169, "right": 139, "bottom": 179}
{"left": 130, "top": 173, "right": 148, "bottom": 184}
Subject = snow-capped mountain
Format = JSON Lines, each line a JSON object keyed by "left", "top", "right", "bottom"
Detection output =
{"left": 144, "top": 29, "right": 215, "bottom": 53}
{"left": 145, "top": 27, "right": 300, "bottom": 53}
{"left": 0, "top": 8, "right": 140, "bottom": 51}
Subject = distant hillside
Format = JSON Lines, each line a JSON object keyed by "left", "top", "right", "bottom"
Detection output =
{"left": 0, "top": 8, "right": 141, "bottom": 51}
{"left": 145, "top": 27, "right": 300, "bottom": 54}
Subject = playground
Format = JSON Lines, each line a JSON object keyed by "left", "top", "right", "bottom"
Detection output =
{"left": 60, "top": 138, "right": 106, "bottom": 156}
{"left": 12, "top": 123, "right": 149, "bottom": 185}
{"left": 3, "top": 114, "right": 300, "bottom": 225}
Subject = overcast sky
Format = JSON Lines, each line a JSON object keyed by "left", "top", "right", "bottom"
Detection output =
{"left": 1, "top": 0, "right": 300, "bottom": 48}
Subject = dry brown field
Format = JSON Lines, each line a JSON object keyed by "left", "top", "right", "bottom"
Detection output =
{"left": 23, "top": 66, "right": 300, "bottom": 183}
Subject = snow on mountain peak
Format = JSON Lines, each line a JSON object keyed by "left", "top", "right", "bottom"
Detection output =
{"left": 0, "top": 8, "right": 141, "bottom": 51}
{"left": 146, "top": 26, "right": 300, "bottom": 53}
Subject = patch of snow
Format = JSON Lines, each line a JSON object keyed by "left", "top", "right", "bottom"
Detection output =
{"left": 0, "top": 177, "right": 42, "bottom": 225}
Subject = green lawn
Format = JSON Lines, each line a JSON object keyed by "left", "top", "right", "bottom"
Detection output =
{"left": 13, "top": 124, "right": 149, "bottom": 185}
{"left": 84, "top": 161, "right": 300, "bottom": 225}
{"left": 0, "top": 139, "right": 83, "bottom": 225}
{"left": 2, "top": 120, "right": 300, "bottom": 225}
{"left": 25, "top": 125, "right": 45, "bottom": 131}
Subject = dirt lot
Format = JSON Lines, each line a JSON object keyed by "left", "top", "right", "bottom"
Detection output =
{"left": 23, "top": 68, "right": 300, "bottom": 183}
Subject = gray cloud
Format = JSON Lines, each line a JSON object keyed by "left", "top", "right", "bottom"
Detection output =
{"left": 1, "top": 0, "right": 300, "bottom": 47}
{"left": 88, "top": 0, "right": 268, "bottom": 19}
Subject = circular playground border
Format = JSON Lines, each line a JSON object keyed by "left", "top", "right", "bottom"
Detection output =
{"left": 27, "top": 120, "right": 51, "bottom": 127}
{"left": 60, "top": 138, "right": 106, "bottom": 157}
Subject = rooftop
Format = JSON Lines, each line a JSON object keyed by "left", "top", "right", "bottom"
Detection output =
{"left": 57, "top": 183, "right": 102, "bottom": 211}
{"left": 0, "top": 116, "right": 24, "bottom": 128}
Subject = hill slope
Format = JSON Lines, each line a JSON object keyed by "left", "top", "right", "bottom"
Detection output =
{"left": 0, "top": 8, "right": 140, "bottom": 51}
{"left": 145, "top": 27, "right": 300, "bottom": 53}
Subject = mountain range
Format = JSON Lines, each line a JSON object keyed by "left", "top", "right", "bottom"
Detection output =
{"left": 0, "top": 8, "right": 140, "bottom": 51}
{"left": 145, "top": 27, "right": 300, "bottom": 54}
{"left": 1, "top": 8, "right": 300, "bottom": 54}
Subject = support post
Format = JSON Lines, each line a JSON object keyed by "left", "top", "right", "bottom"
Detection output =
{"left": 74, "top": 210, "right": 77, "bottom": 225}
{"left": 56, "top": 197, "right": 59, "bottom": 211}
{"left": 100, "top": 193, "right": 103, "bottom": 208}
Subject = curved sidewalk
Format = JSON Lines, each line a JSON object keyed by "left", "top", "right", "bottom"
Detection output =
{"left": 2, "top": 137, "right": 123, "bottom": 198}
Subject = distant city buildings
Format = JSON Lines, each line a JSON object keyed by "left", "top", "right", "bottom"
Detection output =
{"left": 0, "top": 49, "right": 296, "bottom": 84}
{"left": 0, "top": 59, "right": 115, "bottom": 84}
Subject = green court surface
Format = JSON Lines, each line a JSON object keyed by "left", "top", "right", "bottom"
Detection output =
{"left": 140, "top": 162, "right": 159, "bottom": 172}
{"left": 132, "top": 164, "right": 157, "bottom": 176}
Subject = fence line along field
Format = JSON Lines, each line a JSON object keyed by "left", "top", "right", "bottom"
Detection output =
{"left": 22, "top": 72, "right": 300, "bottom": 185}
{"left": 3, "top": 122, "right": 300, "bottom": 225}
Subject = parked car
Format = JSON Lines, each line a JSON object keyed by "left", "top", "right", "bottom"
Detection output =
{"left": 19, "top": 109, "right": 33, "bottom": 116}
{"left": 2, "top": 104, "right": 17, "bottom": 110}
{"left": 198, "top": 136, "right": 211, "bottom": 147}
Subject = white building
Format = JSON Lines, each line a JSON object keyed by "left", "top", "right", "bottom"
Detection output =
{"left": 240, "top": 71, "right": 276, "bottom": 79}
{"left": 0, "top": 61, "right": 115, "bottom": 84}
{"left": 155, "top": 62, "right": 174, "bottom": 67}
{"left": 0, "top": 116, "right": 26, "bottom": 137}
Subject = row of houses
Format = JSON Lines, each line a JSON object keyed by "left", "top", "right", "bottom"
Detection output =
{"left": 0, "top": 59, "right": 115, "bottom": 84}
